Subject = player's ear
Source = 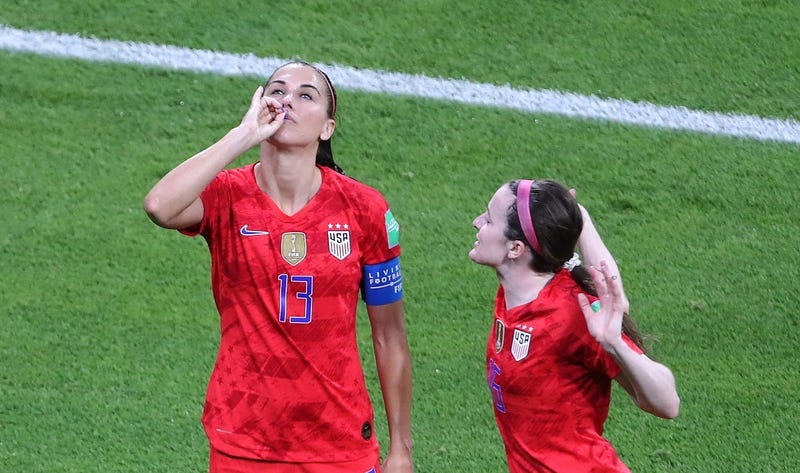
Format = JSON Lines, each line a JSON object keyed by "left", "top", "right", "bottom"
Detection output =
{"left": 507, "top": 239, "right": 526, "bottom": 260}
{"left": 320, "top": 118, "right": 335, "bottom": 141}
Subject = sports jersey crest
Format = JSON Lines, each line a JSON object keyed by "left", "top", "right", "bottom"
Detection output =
{"left": 281, "top": 232, "right": 306, "bottom": 266}
{"left": 327, "top": 223, "right": 351, "bottom": 260}
{"left": 511, "top": 326, "right": 533, "bottom": 361}
{"left": 494, "top": 319, "right": 505, "bottom": 353}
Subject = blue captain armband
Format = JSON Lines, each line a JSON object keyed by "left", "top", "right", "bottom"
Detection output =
{"left": 362, "top": 257, "right": 403, "bottom": 305}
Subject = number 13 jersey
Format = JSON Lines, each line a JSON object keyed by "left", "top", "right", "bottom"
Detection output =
{"left": 180, "top": 163, "right": 402, "bottom": 463}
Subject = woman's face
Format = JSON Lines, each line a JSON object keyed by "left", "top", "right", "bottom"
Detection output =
{"left": 263, "top": 64, "right": 335, "bottom": 146}
{"left": 469, "top": 185, "right": 515, "bottom": 267}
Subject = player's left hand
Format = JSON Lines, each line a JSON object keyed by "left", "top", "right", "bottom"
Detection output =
{"left": 577, "top": 260, "right": 625, "bottom": 350}
{"left": 382, "top": 450, "right": 414, "bottom": 473}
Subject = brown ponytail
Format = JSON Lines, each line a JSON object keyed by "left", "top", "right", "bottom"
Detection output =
{"left": 506, "top": 179, "right": 648, "bottom": 353}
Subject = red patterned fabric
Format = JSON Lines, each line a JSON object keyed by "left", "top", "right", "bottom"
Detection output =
{"left": 181, "top": 164, "right": 400, "bottom": 462}
{"left": 486, "top": 270, "right": 642, "bottom": 473}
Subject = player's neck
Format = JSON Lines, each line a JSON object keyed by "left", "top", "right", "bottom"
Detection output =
{"left": 498, "top": 269, "right": 554, "bottom": 310}
{"left": 255, "top": 160, "right": 322, "bottom": 216}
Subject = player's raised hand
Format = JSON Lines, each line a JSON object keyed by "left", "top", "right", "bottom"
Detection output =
{"left": 239, "top": 86, "right": 286, "bottom": 147}
{"left": 577, "top": 260, "right": 625, "bottom": 349}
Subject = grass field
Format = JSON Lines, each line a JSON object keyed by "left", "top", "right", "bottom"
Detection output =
{"left": 2, "top": 1, "right": 799, "bottom": 472}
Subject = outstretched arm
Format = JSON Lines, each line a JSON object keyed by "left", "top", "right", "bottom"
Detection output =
{"left": 577, "top": 262, "right": 680, "bottom": 419}
{"left": 143, "top": 86, "right": 285, "bottom": 229}
{"left": 367, "top": 300, "right": 414, "bottom": 472}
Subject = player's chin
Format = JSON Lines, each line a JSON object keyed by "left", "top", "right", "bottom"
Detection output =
{"left": 468, "top": 248, "right": 482, "bottom": 264}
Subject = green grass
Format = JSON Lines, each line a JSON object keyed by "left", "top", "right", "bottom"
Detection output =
{"left": 2, "top": 1, "right": 800, "bottom": 472}
{"left": 1, "top": 0, "right": 799, "bottom": 118}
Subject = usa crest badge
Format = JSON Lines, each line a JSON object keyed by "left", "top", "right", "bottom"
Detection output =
{"left": 281, "top": 232, "right": 306, "bottom": 266}
{"left": 511, "top": 326, "right": 533, "bottom": 361}
{"left": 327, "top": 223, "right": 351, "bottom": 260}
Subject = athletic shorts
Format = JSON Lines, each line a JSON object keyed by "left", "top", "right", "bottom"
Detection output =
{"left": 209, "top": 447, "right": 380, "bottom": 473}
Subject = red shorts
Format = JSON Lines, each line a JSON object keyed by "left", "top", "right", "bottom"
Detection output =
{"left": 209, "top": 447, "right": 380, "bottom": 473}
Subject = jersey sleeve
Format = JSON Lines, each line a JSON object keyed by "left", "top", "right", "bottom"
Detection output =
{"left": 585, "top": 333, "right": 644, "bottom": 379}
{"left": 355, "top": 188, "right": 403, "bottom": 305}
{"left": 357, "top": 191, "right": 401, "bottom": 265}
{"left": 177, "top": 171, "right": 231, "bottom": 239}
{"left": 564, "top": 292, "right": 644, "bottom": 379}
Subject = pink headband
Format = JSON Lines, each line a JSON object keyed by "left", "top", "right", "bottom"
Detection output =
{"left": 315, "top": 67, "right": 336, "bottom": 118}
{"left": 266, "top": 64, "right": 336, "bottom": 118}
{"left": 516, "top": 180, "right": 542, "bottom": 255}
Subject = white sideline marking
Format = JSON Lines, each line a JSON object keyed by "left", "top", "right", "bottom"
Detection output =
{"left": 2, "top": 24, "right": 799, "bottom": 145}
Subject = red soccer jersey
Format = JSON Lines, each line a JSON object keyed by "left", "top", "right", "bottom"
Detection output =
{"left": 180, "top": 164, "right": 401, "bottom": 463}
{"left": 485, "top": 270, "right": 642, "bottom": 473}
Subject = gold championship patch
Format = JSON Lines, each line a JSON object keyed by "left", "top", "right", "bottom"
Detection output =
{"left": 281, "top": 232, "right": 307, "bottom": 266}
{"left": 495, "top": 319, "right": 505, "bottom": 353}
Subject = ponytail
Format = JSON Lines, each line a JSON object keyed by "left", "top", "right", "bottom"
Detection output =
{"left": 316, "top": 139, "right": 345, "bottom": 175}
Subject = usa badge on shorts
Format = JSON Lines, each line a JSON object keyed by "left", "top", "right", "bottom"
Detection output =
{"left": 281, "top": 232, "right": 307, "bottom": 266}
{"left": 511, "top": 326, "right": 533, "bottom": 361}
{"left": 327, "top": 223, "right": 351, "bottom": 260}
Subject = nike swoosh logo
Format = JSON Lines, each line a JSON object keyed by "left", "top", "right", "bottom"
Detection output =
{"left": 240, "top": 225, "right": 269, "bottom": 236}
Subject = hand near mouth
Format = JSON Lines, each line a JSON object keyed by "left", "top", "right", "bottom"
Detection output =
{"left": 239, "top": 86, "right": 287, "bottom": 146}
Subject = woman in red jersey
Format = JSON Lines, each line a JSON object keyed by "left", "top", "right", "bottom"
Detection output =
{"left": 469, "top": 179, "right": 680, "bottom": 473}
{"left": 144, "top": 62, "right": 413, "bottom": 473}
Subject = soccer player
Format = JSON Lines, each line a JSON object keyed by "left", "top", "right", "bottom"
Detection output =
{"left": 469, "top": 179, "right": 680, "bottom": 473}
{"left": 144, "top": 62, "right": 413, "bottom": 473}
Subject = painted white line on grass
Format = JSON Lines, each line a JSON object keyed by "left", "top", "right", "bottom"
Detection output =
{"left": 2, "top": 24, "right": 799, "bottom": 145}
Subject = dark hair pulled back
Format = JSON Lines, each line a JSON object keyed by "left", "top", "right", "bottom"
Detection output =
{"left": 506, "top": 179, "right": 647, "bottom": 352}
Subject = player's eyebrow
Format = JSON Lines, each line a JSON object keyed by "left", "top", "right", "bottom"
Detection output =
{"left": 267, "top": 79, "right": 322, "bottom": 96}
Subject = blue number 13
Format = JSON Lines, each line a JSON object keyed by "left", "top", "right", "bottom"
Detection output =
{"left": 278, "top": 274, "right": 314, "bottom": 324}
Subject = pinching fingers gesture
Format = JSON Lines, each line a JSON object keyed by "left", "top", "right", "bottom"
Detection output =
{"left": 239, "top": 86, "right": 286, "bottom": 147}
{"left": 577, "top": 261, "right": 625, "bottom": 349}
